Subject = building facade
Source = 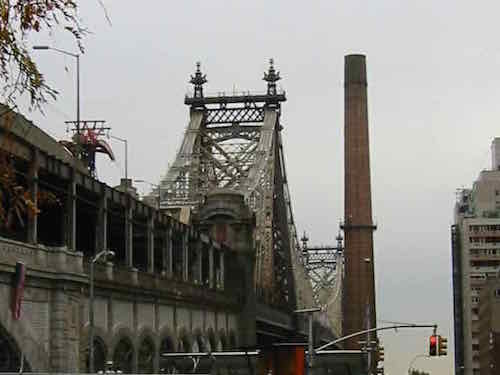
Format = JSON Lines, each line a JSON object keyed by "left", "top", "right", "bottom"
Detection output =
{"left": 478, "top": 277, "right": 500, "bottom": 375}
{"left": 453, "top": 139, "right": 500, "bottom": 375}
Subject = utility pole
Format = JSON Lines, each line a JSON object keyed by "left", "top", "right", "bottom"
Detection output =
{"left": 109, "top": 134, "right": 128, "bottom": 182}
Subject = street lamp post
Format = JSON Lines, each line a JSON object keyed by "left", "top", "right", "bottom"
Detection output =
{"left": 109, "top": 135, "right": 128, "bottom": 182}
{"left": 33, "top": 45, "right": 80, "bottom": 133}
{"left": 89, "top": 249, "right": 115, "bottom": 373}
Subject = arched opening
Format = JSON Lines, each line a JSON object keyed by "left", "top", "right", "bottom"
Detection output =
{"left": 178, "top": 335, "right": 191, "bottom": 353}
{"left": 207, "top": 331, "right": 217, "bottom": 353}
{"left": 0, "top": 324, "right": 30, "bottom": 372}
{"left": 160, "top": 336, "right": 174, "bottom": 355}
{"left": 113, "top": 337, "right": 134, "bottom": 373}
{"left": 138, "top": 336, "right": 155, "bottom": 374}
{"left": 228, "top": 332, "right": 237, "bottom": 349}
{"left": 216, "top": 339, "right": 223, "bottom": 352}
{"left": 219, "top": 332, "right": 227, "bottom": 351}
{"left": 194, "top": 334, "right": 206, "bottom": 353}
{"left": 85, "top": 337, "right": 107, "bottom": 373}
{"left": 159, "top": 336, "right": 175, "bottom": 374}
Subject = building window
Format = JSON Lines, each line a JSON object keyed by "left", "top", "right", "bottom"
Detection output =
{"left": 471, "top": 273, "right": 486, "bottom": 280}
{"left": 495, "top": 289, "right": 500, "bottom": 298}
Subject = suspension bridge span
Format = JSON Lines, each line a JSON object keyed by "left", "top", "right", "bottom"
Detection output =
{"left": 153, "top": 60, "right": 344, "bottom": 339}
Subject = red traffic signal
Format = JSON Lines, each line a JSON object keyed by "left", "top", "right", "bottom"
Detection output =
{"left": 429, "top": 335, "right": 437, "bottom": 356}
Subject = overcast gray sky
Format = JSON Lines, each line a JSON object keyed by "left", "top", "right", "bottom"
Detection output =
{"left": 22, "top": 1, "right": 500, "bottom": 374}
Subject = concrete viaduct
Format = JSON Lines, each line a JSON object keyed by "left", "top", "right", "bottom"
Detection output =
{"left": 0, "top": 106, "right": 272, "bottom": 373}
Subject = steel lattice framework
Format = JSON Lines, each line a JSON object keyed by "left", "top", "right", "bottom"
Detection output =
{"left": 155, "top": 62, "right": 326, "bottom": 320}
{"left": 301, "top": 233, "right": 344, "bottom": 334}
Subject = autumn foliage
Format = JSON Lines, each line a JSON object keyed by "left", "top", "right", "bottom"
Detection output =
{"left": 0, "top": 0, "right": 86, "bottom": 109}
{"left": 0, "top": 109, "right": 58, "bottom": 232}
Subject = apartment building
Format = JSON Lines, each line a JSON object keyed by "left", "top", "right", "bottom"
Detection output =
{"left": 478, "top": 277, "right": 500, "bottom": 375}
{"left": 452, "top": 138, "right": 500, "bottom": 375}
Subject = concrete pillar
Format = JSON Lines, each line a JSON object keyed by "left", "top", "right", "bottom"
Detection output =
{"left": 66, "top": 168, "right": 77, "bottom": 251}
{"left": 182, "top": 228, "right": 189, "bottom": 282}
{"left": 153, "top": 347, "right": 160, "bottom": 374}
{"left": 96, "top": 194, "right": 107, "bottom": 254}
{"left": 196, "top": 239, "right": 203, "bottom": 284}
{"left": 219, "top": 251, "right": 225, "bottom": 290}
{"left": 154, "top": 304, "right": 160, "bottom": 373}
{"left": 131, "top": 301, "right": 139, "bottom": 373}
{"left": 209, "top": 246, "right": 214, "bottom": 289}
{"left": 166, "top": 227, "right": 173, "bottom": 278}
{"left": 147, "top": 215, "right": 154, "bottom": 273}
{"left": 235, "top": 250, "right": 256, "bottom": 348}
{"left": 50, "top": 289, "right": 69, "bottom": 371}
{"left": 125, "top": 202, "right": 133, "bottom": 267}
{"left": 27, "top": 148, "right": 39, "bottom": 244}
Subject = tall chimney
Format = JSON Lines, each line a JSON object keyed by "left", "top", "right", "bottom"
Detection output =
{"left": 343, "top": 54, "right": 377, "bottom": 350}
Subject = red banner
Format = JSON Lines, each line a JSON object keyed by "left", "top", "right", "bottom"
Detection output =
{"left": 11, "top": 262, "right": 25, "bottom": 320}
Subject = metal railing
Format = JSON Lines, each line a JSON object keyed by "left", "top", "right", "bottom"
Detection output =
{"left": 185, "top": 89, "right": 285, "bottom": 98}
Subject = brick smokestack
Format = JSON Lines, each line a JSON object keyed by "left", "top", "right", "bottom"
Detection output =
{"left": 343, "top": 54, "right": 377, "bottom": 349}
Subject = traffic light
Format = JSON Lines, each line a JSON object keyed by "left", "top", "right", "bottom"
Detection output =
{"left": 429, "top": 335, "right": 437, "bottom": 356}
{"left": 438, "top": 335, "right": 448, "bottom": 356}
{"left": 378, "top": 346, "right": 385, "bottom": 362}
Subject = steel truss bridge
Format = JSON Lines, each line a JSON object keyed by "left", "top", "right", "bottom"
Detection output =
{"left": 150, "top": 61, "right": 344, "bottom": 338}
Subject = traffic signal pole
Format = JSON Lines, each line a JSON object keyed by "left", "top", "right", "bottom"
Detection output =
{"left": 408, "top": 354, "right": 429, "bottom": 375}
{"left": 316, "top": 324, "right": 438, "bottom": 352}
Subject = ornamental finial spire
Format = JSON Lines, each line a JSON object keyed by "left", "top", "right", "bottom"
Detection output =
{"left": 190, "top": 61, "right": 207, "bottom": 98}
{"left": 263, "top": 58, "right": 281, "bottom": 95}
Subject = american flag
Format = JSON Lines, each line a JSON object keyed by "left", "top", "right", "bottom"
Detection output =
{"left": 11, "top": 262, "right": 25, "bottom": 321}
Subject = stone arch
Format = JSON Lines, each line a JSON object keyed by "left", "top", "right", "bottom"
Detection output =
{"left": 137, "top": 334, "right": 155, "bottom": 374}
{"left": 158, "top": 328, "right": 177, "bottom": 374}
{"left": 90, "top": 336, "right": 107, "bottom": 373}
{"left": 0, "top": 323, "right": 30, "bottom": 372}
{"left": 110, "top": 326, "right": 135, "bottom": 374}
{"left": 218, "top": 330, "right": 228, "bottom": 350}
{"left": 228, "top": 330, "right": 237, "bottom": 349}
{"left": 80, "top": 325, "right": 109, "bottom": 372}
{"left": 206, "top": 328, "right": 217, "bottom": 352}
{"left": 177, "top": 328, "right": 192, "bottom": 352}
{"left": 159, "top": 326, "right": 177, "bottom": 355}
{"left": 109, "top": 325, "right": 135, "bottom": 353}
{"left": 0, "top": 307, "right": 47, "bottom": 371}
{"left": 192, "top": 329, "right": 206, "bottom": 352}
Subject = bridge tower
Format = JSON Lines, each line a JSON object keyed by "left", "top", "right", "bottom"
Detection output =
{"left": 156, "top": 61, "right": 315, "bottom": 316}
{"left": 342, "top": 54, "right": 377, "bottom": 349}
